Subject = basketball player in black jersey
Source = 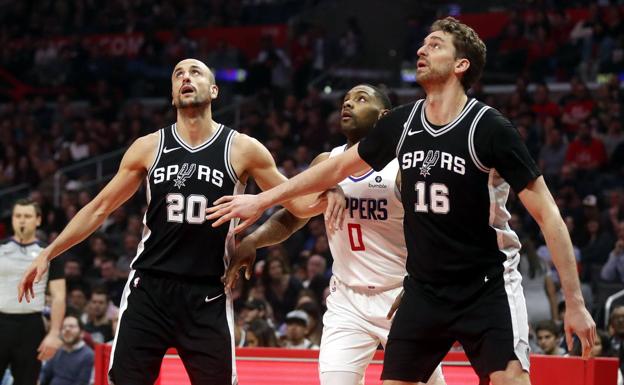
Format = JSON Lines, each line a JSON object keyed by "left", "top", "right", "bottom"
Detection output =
{"left": 18, "top": 58, "right": 342, "bottom": 385}
{"left": 208, "top": 18, "right": 596, "bottom": 385}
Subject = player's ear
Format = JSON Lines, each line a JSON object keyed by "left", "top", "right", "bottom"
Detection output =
{"left": 210, "top": 84, "right": 219, "bottom": 100}
{"left": 455, "top": 57, "right": 470, "bottom": 75}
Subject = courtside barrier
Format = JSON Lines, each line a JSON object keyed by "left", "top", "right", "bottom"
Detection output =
{"left": 95, "top": 345, "right": 618, "bottom": 385}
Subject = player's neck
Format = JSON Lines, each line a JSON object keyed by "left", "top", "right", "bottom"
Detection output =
{"left": 344, "top": 135, "right": 364, "bottom": 150}
{"left": 423, "top": 84, "right": 468, "bottom": 126}
{"left": 176, "top": 109, "right": 218, "bottom": 147}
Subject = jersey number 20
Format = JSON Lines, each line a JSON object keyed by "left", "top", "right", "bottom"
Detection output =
{"left": 166, "top": 193, "right": 207, "bottom": 224}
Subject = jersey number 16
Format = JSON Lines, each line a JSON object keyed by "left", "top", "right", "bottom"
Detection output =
{"left": 414, "top": 182, "right": 450, "bottom": 214}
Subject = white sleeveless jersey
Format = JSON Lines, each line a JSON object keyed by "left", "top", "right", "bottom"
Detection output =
{"left": 327, "top": 144, "right": 406, "bottom": 290}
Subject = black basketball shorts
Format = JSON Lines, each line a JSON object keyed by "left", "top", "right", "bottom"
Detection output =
{"left": 108, "top": 270, "right": 236, "bottom": 385}
{"left": 382, "top": 268, "right": 530, "bottom": 382}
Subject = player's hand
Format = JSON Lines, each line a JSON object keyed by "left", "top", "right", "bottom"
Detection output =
{"left": 317, "top": 186, "right": 346, "bottom": 232}
{"left": 206, "top": 194, "right": 265, "bottom": 233}
{"left": 222, "top": 237, "right": 257, "bottom": 290}
{"left": 18, "top": 253, "right": 49, "bottom": 303}
{"left": 386, "top": 289, "right": 404, "bottom": 320}
{"left": 564, "top": 303, "right": 596, "bottom": 358}
{"left": 37, "top": 332, "right": 62, "bottom": 361}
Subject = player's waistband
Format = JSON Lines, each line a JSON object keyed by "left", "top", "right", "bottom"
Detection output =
{"left": 0, "top": 311, "right": 43, "bottom": 320}
{"left": 136, "top": 269, "right": 223, "bottom": 286}
{"left": 332, "top": 275, "right": 404, "bottom": 294}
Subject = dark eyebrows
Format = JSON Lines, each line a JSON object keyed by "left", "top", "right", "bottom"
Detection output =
{"left": 343, "top": 89, "right": 372, "bottom": 101}
{"left": 422, "top": 35, "right": 445, "bottom": 45}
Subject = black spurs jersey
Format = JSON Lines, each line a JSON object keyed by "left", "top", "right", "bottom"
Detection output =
{"left": 358, "top": 98, "right": 540, "bottom": 285}
{"left": 132, "top": 123, "right": 244, "bottom": 278}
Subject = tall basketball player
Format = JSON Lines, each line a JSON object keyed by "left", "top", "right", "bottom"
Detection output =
{"left": 208, "top": 18, "right": 596, "bottom": 385}
{"left": 18, "top": 58, "right": 341, "bottom": 385}
{"left": 223, "top": 84, "right": 445, "bottom": 385}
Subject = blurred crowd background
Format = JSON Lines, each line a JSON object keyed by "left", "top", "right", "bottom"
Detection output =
{"left": 1, "top": 0, "right": 624, "bottom": 371}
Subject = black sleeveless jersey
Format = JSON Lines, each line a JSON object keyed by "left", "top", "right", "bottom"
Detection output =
{"left": 358, "top": 99, "right": 540, "bottom": 285}
{"left": 131, "top": 123, "right": 244, "bottom": 278}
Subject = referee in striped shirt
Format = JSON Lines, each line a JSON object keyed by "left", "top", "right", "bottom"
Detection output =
{"left": 0, "top": 199, "right": 65, "bottom": 385}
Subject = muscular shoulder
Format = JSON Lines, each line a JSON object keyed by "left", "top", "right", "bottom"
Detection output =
{"left": 473, "top": 107, "right": 519, "bottom": 154}
{"left": 229, "top": 133, "right": 273, "bottom": 182}
{"left": 123, "top": 132, "right": 161, "bottom": 171}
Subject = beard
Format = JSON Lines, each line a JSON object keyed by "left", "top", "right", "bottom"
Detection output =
{"left": 417, "top": 62, "right": 454, "bottom": 86}
{"left": 62, "top": 334, "right": 81, "bottom": 346}
{"left": 175, "top": 95, "right": 209, "bottom": 109}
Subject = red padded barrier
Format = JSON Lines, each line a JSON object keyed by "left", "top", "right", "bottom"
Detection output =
{"left": 95, "top": 345, "right": 618, "bottom": 385}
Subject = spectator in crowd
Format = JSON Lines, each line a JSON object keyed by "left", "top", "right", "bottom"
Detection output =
{"left": 240, "top": 298, "right": 273, "bottom": 328}
{"left": 40, "top": 314, "right": 94, "bottom": 385}
{"left": 570, "top": 329, "right": 612, "bottom": 358}
{"left": 297, "top": 301, "right": 323, "bottom": 347}
{"left": 535, "top": 320, "right": 566, "bottom": 355}
{"left": 580, "top": 218, "right": 614, "bottom": 281}
{"left": 245, "top": 319, "right": 280, "bottom": 348}
{"left": 302, "top": 254, "right": 327, "bottom": 288}
{"left": 565, "top": 119, "right": 608, "bottom": 174}
{"left": 608, "top": 306, "right": 624, "bottom": 376}
{"left": 83, "top": 287, "right": 114, "bottom": 344}
{"left": 604, "top": 190, "right": 624, "bottom": 235}
{"left": 519, "top": 238, "right": 559, "bottom": 324}
{"left": 531, "top": 83, "right": 561, "bottom": 124}
{"left": 115, "top": 233, "right": 140, "bottom": 278}
{"left": 262, "top": 256, "right": 303, "bottom": 324}
{"left": 538, "top": 125, "right": 568, "bottom": 184}
{"left": 98, "top": 258, "right": 124, "bottom": 306}
{"left": 601, "top": 222, "right": 624, "bottom": 283}
{"left": 283, "top": 310, "right": 318, "bottom": 349}
{"left": 67, "top": 286, "right": 89, "bottom": 317}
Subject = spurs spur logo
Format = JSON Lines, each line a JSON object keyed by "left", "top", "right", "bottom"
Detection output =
{"left": 419, "top": 150, "right": 440, "bottom": 177}
{"left": 173, "top": 163, "right": 197, "bottom": 189}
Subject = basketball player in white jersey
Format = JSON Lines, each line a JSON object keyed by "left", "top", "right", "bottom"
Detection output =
{"left": 223, "top": 84, "right": 445, "bottom": 385}
{"left": 17, "top": 58, "right": 343, "bottom": 385}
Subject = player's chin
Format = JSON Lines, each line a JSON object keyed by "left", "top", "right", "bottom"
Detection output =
{"left": 340, "top": 120, "right": 357, "bottom": 131}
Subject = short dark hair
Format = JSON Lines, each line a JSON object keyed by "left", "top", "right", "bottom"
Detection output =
{"left": 64, "top": 313, "right": 85, "bottom": 330}
{"left": 535, "top": 320, "right": 560, "bottom": 336}
{"left": 12, "top": 198, "right": 42, "bottom": 217}
{"left": 430, "top": 17, "right": 486, "bottom": 91}
{"left": 360, "top": 84, "right": 392, "bottom": 110}
{"left": 90, "top": 286, "right": 110, "bottom": 301}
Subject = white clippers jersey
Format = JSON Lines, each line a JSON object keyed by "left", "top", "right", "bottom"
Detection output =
{"left": 327, "top": 144, "right": 406, "bottom": 290}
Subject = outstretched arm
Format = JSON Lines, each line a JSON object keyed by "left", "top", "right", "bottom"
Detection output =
{"left": 18, "top": 134, "right": 157, "bottom": 302}
{"left": 209, "top": 144, "right": 368, "bottom": 232}
{"left": 222, "top": 150, "right": 346, "bottom": 288}
{"left": 518, "top": 176, "right": 596, "bottom": 357}
{"left": 223, "top": 208, "right": 309, "bottom": 289}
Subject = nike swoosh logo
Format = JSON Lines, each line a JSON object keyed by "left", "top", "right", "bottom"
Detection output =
{"left": 407, "top": 129, "right": 423, "bottom": 136}
{"left": 205, "top": 293, "right": 224, "bottom": 303}
{"left": 163, "top": 146, "right": 181, "bottom": 153}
